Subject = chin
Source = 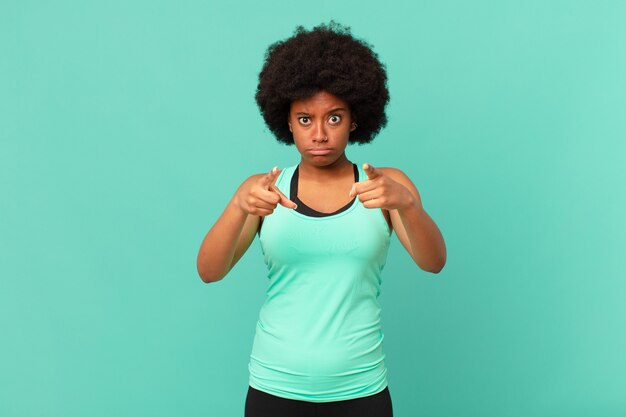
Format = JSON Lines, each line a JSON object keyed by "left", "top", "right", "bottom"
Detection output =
{"left": 308, "top": 156, "right": 345, "bottom": 167}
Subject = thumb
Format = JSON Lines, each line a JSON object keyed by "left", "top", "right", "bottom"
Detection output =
{"left": 363, "top": 163, "right": 381, "bottom": 180}
{"left": 270, "top": 185, "right": 298, "bottom": 209}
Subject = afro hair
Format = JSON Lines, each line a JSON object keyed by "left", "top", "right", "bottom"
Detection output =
{"left": 255, "top": 21, "right": 389, "bottom": 145}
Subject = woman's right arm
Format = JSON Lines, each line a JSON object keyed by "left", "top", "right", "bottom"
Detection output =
{"left": 196, "top": 167, "right": 296, "bottom": 283}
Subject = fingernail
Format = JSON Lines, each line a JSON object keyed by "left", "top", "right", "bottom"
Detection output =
{"left": 293, "top": 204, "right": 298, "bottom": 210}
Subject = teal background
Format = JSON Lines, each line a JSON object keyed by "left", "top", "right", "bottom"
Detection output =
{"left": 1, "top": 1, "right": 625, "bottom": 416}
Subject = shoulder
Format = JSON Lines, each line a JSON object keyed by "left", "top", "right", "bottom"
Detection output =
{"left": 247, "top": 173, "right": 266, "bottom": 181}
{"left": 245, "top": 164, "right": 297, "bottom": 183}
{"left": 241, "top": 173, "right": 266, "bottom": 188}
{"left": 378, "top": 166, "right": 420, "bottom": 195}
{"left": 378, "top": 167, "right": 412, "bottom": 183}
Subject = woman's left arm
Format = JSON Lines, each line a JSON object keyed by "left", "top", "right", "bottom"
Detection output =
{"left": 350, "top": 163, "right": 447, "bottom": 273}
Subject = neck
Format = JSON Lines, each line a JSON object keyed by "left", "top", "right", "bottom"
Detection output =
{"left": 298, "top": 153, "right": 352, "bottom": 181}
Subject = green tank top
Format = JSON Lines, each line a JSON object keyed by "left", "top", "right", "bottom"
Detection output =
{"left": 248, "top": 163, "right": 391, "bottom": 402}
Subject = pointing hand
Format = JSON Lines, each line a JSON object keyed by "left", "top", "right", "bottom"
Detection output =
{"left": 349, "top": 163, "right": 415, "bottom": 211}
{"left": 236, "top": 167, "right": 298, "bottom": 216}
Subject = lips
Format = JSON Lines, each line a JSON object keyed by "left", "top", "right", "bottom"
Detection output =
{"left": 309, "top": 148, "right": 333, "bottom": 156}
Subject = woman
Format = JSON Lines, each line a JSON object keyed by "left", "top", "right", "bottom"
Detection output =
{"left": 197, "top": 21, "right": 446, "bottom": 417}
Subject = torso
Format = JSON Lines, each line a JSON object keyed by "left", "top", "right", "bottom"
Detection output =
{"left": 249, "top": 163, "right": 392, "bottom": 401}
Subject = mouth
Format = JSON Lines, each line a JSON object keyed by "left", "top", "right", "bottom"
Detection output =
{"left": 308, "top": 148, "right": 333, "bottom": 156}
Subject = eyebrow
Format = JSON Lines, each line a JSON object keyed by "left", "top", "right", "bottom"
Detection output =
{"left": 295, "top": 107, "right": 349, "bottom": 116}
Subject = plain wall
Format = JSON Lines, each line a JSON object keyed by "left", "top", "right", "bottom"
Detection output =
{"left": 1, "top": 1, "right": 625, "bottom": 416}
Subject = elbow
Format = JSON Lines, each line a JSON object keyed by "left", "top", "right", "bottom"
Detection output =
{"left": 196, "top": 261, "right": 227, "bottom": 284}
{"left": 428, "top": 262, "right": 445, "bottom": 274}
{"left": 198, "top": 272, "right": 223, "bottom": 284}
{"left": 420, "top": 264, "right": 443, "bottom": 274}
{"left": 428, "top": 246, "right": 447, "bottom": 275}
{"left": 197, "top": 269, "right": 225, "bottom": 284}
{"left": 196, "top": 248, "right": 231, "bottom": 283}
{"left": 433, "top": 257, "right": 447, "bottom": 274}
{"left": 421, "top": 255, "right": 446, "bottom": 275}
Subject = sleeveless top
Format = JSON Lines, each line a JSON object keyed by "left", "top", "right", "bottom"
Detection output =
{"left": 248, "top": 163, "right": 391, "bottom": 402}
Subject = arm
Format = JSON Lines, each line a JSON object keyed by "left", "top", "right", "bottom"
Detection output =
{"left": 196, "top": 168, "right": 297, "bottom": 283}
{"left": 384, "top": 168, "right": 446, "bottom": 273}
{"left": 196, "top": 193, "right": 260, "bottom": 283}
{"left": 350, "top": 164, "right": 447, "bottom": 274}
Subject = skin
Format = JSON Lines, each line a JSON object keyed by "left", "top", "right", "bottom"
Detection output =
{"left": 287, "top": 91, "right": 359, "bottom": 214}
{"left": 196, "top": 90, "right": 446, "bottom": 282}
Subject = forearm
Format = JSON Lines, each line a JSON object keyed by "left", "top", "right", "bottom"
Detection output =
{"left": 196, "top": 196, "right": 249, "bottom": 282}
{"left": 397, "top": 201, "right": 447, "bottom": 273}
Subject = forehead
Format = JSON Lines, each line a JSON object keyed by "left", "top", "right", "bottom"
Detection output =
{"left": 290, "top": 90, "right": 350, "bottom": 114}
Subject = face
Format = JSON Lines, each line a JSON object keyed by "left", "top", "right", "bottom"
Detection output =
{"left": 288, "top": 90, "right": 357, "bottom": 168}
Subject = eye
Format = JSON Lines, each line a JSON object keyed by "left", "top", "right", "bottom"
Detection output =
{"left": 329, "top": 115, "right": 342, "bottom": 125}
{"left": 298, "top": 117, "right": 311, "bottom": 125}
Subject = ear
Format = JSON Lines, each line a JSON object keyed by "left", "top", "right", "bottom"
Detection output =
{"left": 286, "top": 110, "right": 292, "bottom": 132}
{"left": 350, "top": 113, "right": 357, "bottom": 132}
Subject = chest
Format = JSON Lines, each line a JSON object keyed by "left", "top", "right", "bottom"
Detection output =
{"left": 259, "top": 203, "right": 390, "bottom": 268}
{"left": 294, "top": 178, "right": 353, "bottom": 213}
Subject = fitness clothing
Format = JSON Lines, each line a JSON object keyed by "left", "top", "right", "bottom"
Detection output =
{"left": 248, "top": 163, "right": 392, "bottom": 402}
{"left": 244, "top": 385, "right": 393, "bottom": 417}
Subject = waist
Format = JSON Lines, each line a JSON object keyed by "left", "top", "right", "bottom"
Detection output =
{"left": 249, "top": 352, "right": 388, "bottom": 402}
{"left": 248, "top": 319, "right": 387, "bottom": 401}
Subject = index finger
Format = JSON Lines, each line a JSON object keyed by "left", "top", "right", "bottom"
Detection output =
{"left": 270, "top": 184, "right": 298, "bottom": 209}
{"left": 259, "top": 166, "right": 280, "bottom": 189}
{"left": 363, "top": 163, "right": 382, "bottom": 180}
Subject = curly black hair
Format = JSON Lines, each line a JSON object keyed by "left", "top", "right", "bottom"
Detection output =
{"left": 255, "top": 21, "right": 389, "bottom": 145}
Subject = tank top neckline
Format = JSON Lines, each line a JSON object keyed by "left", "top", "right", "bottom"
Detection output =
{"left": 290, "top": 163, "right": 359, "bottom": 218}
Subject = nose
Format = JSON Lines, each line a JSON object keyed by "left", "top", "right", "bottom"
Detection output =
{"left": 312, "top": 120, "right": 328, "bottom": 142}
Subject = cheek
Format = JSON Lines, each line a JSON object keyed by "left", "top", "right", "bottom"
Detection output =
{"left": 334, "top": 126, "right": 352, "bottom": 142}
{"left": 291, "top": 132, "right": 306, "bottom": 151}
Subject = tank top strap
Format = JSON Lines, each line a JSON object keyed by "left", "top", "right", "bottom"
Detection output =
{"left": 274, "top": 166, "right": 296, "bottom": 197}
{"left": 275, "top": 163, "right": 362, "bottom": 196}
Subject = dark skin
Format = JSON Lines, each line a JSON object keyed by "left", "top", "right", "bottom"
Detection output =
{"left": 287, "top": 90, "right": 363, "bottom": 216}
{"left": 196, "top": 90, "right": 447, "bottom": 282}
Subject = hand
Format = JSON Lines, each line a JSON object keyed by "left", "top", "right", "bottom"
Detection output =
{"left": 349, "top": 163, "right": 415, "bottom": 210}
{"left": 235, "top": 167, "right": 297, "bottom": 216}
